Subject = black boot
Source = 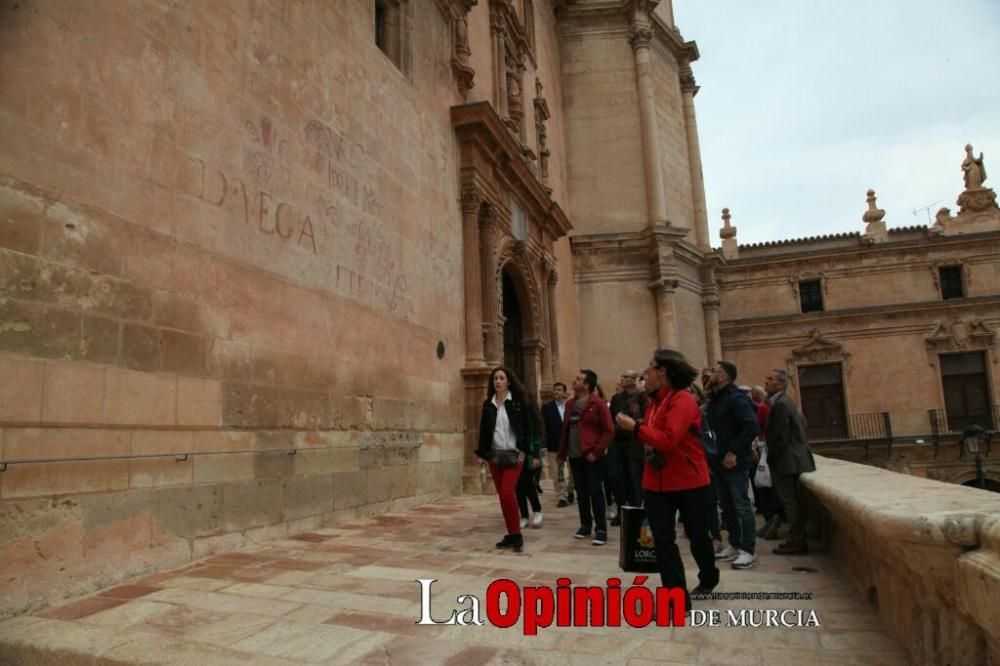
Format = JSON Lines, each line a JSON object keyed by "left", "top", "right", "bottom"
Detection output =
{"left": 511, "top": 533, "right": 524, "bottom": 552}
{"left": 496, "top": 534, "right": 515, "bottom": 549}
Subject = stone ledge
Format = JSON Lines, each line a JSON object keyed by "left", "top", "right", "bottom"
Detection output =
{"left": 801, "top": 456, "right": 1000, "bottom": 665}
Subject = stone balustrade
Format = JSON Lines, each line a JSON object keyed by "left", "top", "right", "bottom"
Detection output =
{"left": 802, "top": 456, "right": 1000, "bottom": 665}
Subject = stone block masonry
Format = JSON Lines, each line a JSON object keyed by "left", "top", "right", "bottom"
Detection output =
{"left": 0, "top": 0, "right": 468, "bottom": 618}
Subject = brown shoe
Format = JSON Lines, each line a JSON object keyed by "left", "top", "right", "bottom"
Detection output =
{"left": 772, "top": 541, "right": 808, "bottom": 555}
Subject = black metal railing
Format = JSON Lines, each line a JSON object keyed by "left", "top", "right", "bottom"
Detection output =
{"left": 808, "top": 412, "right": 894, "bottom": 459}
{"left": 928, "top": 406, "right": 998, "bottom": 437}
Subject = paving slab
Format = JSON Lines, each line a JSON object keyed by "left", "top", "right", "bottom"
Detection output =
{"left": 0, "top": 487, "right": 909, "bottom": 664}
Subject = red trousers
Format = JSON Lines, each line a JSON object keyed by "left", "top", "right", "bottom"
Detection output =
{"left": 489, "top": 460, "right": 523, "bottom": 534}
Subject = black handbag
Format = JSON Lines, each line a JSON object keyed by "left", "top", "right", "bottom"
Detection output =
{"left": 618, "top": 505, "right": 659, "bottom": 573}
{"left": 495, "top": 449, "right": 522, "bottom": 468}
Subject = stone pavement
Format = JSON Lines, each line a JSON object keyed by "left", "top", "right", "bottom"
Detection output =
{"left": 0, "top": 487, "right": 908, "bottom": 665}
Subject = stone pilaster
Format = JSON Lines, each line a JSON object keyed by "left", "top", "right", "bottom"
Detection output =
{"left": 480, "top": 208, "right": 501, "bottom": 366}
{"left": 702, "top": 294, "right": 722, "bottom": 364}
{"left": 680, "top": 64, "right": 710, "bottom": 250}
{"left": 629, "top": 21, "right": 668, "bottom": 227}
{"left": 461, "top": 189, "right": 486, "bottom": 366}
{"left": 650, "top": 278, "right": 678, "bottom": 348}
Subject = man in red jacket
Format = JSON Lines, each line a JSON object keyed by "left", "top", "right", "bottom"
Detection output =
{"left": 616, "top": 349, "right": 720, "bottom": 609}
{"left": 558, "top": 369, "right": 614, "bottom": 545}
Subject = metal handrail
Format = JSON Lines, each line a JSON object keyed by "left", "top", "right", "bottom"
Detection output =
{"left": 0, "top": 441, "right": 421, "bottom": 471}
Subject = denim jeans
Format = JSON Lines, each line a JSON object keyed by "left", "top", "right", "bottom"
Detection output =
{"left": 716, "top": 466, "right": 756, "bottom": 554}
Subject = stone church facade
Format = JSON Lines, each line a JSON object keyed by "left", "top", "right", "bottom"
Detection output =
{"left": 0, "top": 0, "right": 720, "bottom": 614}
{"left": 0, "top": 0, "right": 996, "bottom": 616}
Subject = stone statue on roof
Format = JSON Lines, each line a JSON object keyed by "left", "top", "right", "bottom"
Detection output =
{"left": 957, "top": 143, "right": 998, "bottom": 214}
{"left": 962, "top": 144, "right": 986, "bottom": 191}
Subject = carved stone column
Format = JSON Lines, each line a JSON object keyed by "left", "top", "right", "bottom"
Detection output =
{"left": 629, "top": 22, "right": 668, "bottom": 226}
{"left": 461, "top": 190, "right": 486, "bottom": 366}
{"left": 480, "top": 209, "right": 501, "bottom": 365}
{"left": 546, "top": 268, "right": 560, "bottom": 379}
{"left": 539, "top": 259, "right": 553, "bottom": 392}
{"left": 492, "top": 19, "right": 509, "bottom": 121}
{"left": 680, "top": 65, "right": 710, "bottom": 250}
{"left": 522, "top": 338, "right": 543, "bottom": 398}
{"left": 650, "top": 278, "right": 678, "bottom": 348}
{"left": 702, "top": 294, "right": 722, "bottom": 364}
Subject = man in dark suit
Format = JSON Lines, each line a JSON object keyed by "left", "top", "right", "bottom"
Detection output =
{"left": 764, "top": 369, "right": 816, "bottom": 555}
{"left": 542, "top": 382, "right": 574, "bottom": 507}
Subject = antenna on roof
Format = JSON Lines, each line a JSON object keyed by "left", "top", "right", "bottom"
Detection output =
{"left": 912, "top": 200, "right": 944, "bottom": 225}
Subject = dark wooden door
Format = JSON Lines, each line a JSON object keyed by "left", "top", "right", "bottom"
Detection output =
{"left": 798, "top": 364, "right": 848, "bottom": 440}
{"left": 502, "top": 271, "right": 525, "bottom": 384}
{"left": 941, "top": 352, "right": 993, "bottom": 431}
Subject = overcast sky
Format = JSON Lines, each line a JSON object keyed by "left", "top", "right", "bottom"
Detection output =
{"left": 672, "top": 0, "right": 1000, "bottom": 246}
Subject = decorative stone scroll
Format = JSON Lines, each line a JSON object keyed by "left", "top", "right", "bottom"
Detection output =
{"left": 533, "top": 78, "right": 551, "bottom": 191}
{"left": 925, "top": 316, "right": 996, "bottom": 355}
{"left": 788, "top": 329, "right": 852, "bottom": 379}
{"left": 435, "top": 0, "right": 478, "bottom": 98}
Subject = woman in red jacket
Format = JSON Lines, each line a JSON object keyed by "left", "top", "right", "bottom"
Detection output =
{"left": 615, "top": 348, "right": 720, "bottom": 611}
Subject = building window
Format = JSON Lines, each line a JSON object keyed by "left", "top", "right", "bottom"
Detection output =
{"left": 940, "top": 352, "right": 994, "bottom": 431}
{"left": 374, "top": 0, "right": 408, "bottom": 73}
{"left": 939, "top": 265, "right": 964, "bottom": 300}
{"left": 799, "top": 279, "right": 823, "bottom": 313}
{"left": 798, "top": 363, "right": 848, "bottom": 440}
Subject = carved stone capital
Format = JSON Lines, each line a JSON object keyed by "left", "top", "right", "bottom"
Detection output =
{"left": 648, "top": 278, "right": 678, "bottom": 294}
{"left": 460, "top": 188, "right": 481, "bottom": 214}
{"left": 628, "top": 24, "right": 654, "bottom": 50}
{"left": 679, "top": 66, "right": 698, "bottom": 94}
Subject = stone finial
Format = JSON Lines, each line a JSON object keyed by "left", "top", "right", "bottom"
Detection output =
{"left": 862, "top": 189, "right": 885, "bottom": 224}
{"left": 720, "top": 208, "right": 738, "bottom": 259}
{"left": 719, "top": 207, "right": 736, "bottom": 239}
{"left": 861, "top": 189, "right": 888, "bottom": 244}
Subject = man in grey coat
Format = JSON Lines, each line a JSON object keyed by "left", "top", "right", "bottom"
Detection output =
{"left": 763, "top": 369, "right": 816, "bottom": 555}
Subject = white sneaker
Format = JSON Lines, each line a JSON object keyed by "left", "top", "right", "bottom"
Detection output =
{"left": 520, "top": 517, "right": 529, "bottom": 529}
{"left": 715, "top": 545, "right": 738, "bottom": 561}
{"left": 731, "top": 550, "right": 757, "bottom": 569}
{"left": 531, "top": 512, "right": 543, "bottom": 528}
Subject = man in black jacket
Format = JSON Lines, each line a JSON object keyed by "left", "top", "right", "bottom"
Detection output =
{"left": 542, "top": 382, "right": 574, "bottom": 507}
{"left": 764, "top": 369, "right": 816, "bottom": 555}
{"left": 705, "top": 361, "right": 760, "bottom": 570}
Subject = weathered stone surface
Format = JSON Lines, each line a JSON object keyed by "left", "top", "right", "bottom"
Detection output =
{"left": 220, "top": 479, "right": 283, "bottom": 532}
{"left": 803, "top": 456, "right": 1000, "bottom": 665}
{"left": 40, "top": 361, "right": 105, "bottom": 424}
{"left": 0, "top": 356, "right": 44, "bottom": 422}
{"left": 121, "top": 323, "right": 161, "bottom": 371}
{"left": 152, "top": 484, "right": 223, "bottom": 540}
{"left": 282, "top": 474, "right": 334, "bottom": 521}
{"left": 0, "top": 183, "right": 44, "bottom": 255}
{"left": 160, "top": 330, "right": 209, "bottom": 376}
{"left": 0, "top": 300, "right": 81, "bottom": 360}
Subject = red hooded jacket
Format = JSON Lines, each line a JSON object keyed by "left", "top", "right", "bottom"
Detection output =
{"left": 557, "top": 392, "right": 614, "bottom": 462}
{"left": 637, "top": 388, "right": 710, "bottom": 492}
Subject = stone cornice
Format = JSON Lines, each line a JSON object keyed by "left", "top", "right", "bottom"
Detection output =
{"left": 719, "top": 295, "right": 1000, "bottom": 335}
{"left": 720, "top": 249, "right": 1000, "bottom": 291}
{"left": 451, "top": 102, "right": 572, "bottom": 241}
{"left": 555, "top": 0, "right": 699, "bottom": 64}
